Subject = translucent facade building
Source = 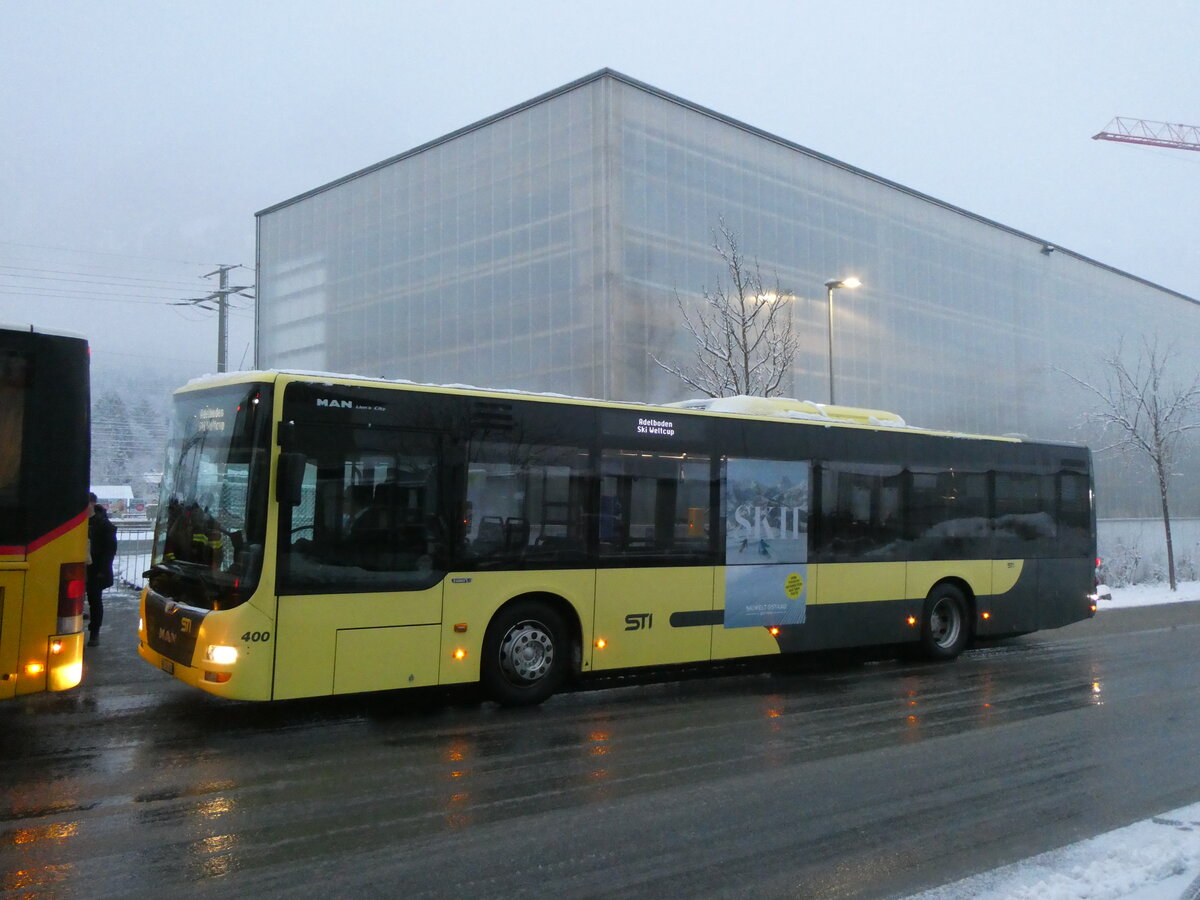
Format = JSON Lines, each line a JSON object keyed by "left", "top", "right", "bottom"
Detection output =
{"left": 255, "top": 69, "right": 1200, "bottom": 518}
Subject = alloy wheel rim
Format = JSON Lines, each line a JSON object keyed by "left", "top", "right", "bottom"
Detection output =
{"left": 498, "top": 620, "right": 554, "bottom": 684}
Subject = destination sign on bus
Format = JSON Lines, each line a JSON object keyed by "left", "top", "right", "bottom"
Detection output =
{"left": 601, "top": 410, "right": 705, "bottom": 442}
{"left": 198, "top": 407, "right": 226, "bottom": 432}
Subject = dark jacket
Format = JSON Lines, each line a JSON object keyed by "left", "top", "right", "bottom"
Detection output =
{"left": 88, "top": 506, "right": 118, "bottom": 589}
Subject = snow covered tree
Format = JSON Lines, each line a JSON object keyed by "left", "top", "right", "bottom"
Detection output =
{"left": 1061, "top": 339, "right": 1200, "bottom": 590}
{"left": 91, "top": 390, "right": 134, "bottom": 485}
{"left": 653, "top": 220, "right": 799, "bottom": 398}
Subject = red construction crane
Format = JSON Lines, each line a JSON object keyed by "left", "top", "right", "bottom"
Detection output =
{"left": 1092, "top": 117, "right": 1200, "bottom": 152}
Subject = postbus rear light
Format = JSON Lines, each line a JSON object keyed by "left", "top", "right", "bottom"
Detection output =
{"left": 57, "top": 562, "right": 86, "bottom": 633}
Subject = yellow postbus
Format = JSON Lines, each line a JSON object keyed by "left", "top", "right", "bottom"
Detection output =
{"left": 1, "top": 326, "right": 89, "bottom": 698}
{"left": 139, "top": 371, "right": 1096, "bottom": 705}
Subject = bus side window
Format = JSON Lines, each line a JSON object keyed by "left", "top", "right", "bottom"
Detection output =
{"left": 462, "top": 442, "right": 590, "bottom": 569}
{"left": 1058, "top": 471, "right": 1092, "bottom": 557}
{"left": 815, "top": 463, "right": 904, "bottom": 563}
{"left": 902, "top": 468, "right": 991, "bottom": 561}
{"left": 994, "top": 472, "right": 1057, "bottom": 558}
{"left": 598, "top": 451, "right": 713, "bottom": 565}
{"left": 277, "top": 426, "right": 447, "bottom": 594}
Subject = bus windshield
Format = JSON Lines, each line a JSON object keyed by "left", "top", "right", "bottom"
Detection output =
{"left": 148, "top": 383, "right": 272, "bottom": 609}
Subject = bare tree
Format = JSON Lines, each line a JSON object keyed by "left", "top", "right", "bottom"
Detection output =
{"left": 1060, "top": 338, "right": 1200, "bottom": 590}
{"left": 653, "top": 220, "right": 800, "bottom": 397}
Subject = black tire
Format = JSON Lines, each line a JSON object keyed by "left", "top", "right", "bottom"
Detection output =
{"left": 920, "top": 584, "right": 970, "bottom": 660}
{"left": 480, "top": 600, "right": 570, "bottom": 706}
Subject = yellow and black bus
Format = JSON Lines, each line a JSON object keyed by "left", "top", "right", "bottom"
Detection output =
{"left": 1, "top": 326, "right": 90, "bottom": 699}
{"left": 139, "top": 371, "right": 1096, "bottom": 705}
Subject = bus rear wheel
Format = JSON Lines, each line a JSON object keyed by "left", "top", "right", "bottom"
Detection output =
{"left": 920, "top": 584, "right": 969, "bottom": 660}
{"left": 481, "top": 600, "right": 569, "bottom": 706}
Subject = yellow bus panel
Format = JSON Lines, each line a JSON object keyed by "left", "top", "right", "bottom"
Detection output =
{"left": 906, "top": 559, "right": 997, "bottom": 600}
{"left": 273, "top": 585, "right": 443, "bottom": 700}
{"left": 812, "top": 562, "right": 907, "bottom": 605}
{"left": 334, "top": 625, "right": 442, "bottom": 694}
{"left": 592, "top": 567, "right": 714, "bottom": 670}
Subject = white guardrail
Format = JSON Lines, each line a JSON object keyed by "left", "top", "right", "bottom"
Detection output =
{"left": 112, "top": 525, "right": 155, "bottom": 588}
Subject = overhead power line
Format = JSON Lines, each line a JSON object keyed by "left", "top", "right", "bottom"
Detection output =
{"left": 0, "top": 239, "right": 215, "bottom": 267}
{"left": 0, "top": 271, "right": 204, "bottom": 293}
{"left": 0, "top": 263, "right": 202, "bottom": 290}
{"left": 0, "top": 286, "right": 194, "bottom": 305}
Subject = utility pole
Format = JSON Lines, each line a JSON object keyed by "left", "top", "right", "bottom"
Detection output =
{"left": 178, "top": 264, "right": 255, "bottom": 372}
{"left": 213, "top": 264, "right": 231, "bottom": 374}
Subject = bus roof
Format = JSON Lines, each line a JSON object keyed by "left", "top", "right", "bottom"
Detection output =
{"left": 1, "top": 322, "right": 88, "bottom": 342}
{"left": 177, "top": 368, "right": 1035, "bottom": 444}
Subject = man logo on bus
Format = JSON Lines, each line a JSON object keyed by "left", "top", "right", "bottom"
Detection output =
{"left": 316, "top": 398, "right": 354, "bottom": 408}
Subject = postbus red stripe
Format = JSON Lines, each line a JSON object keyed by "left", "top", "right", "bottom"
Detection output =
{"left": 20, "top": 509, "right": 90, "bottom": 555}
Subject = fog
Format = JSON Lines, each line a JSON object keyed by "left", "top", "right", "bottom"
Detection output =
{"left": 3, "top": 0, "right": 1198, "bottom": 395}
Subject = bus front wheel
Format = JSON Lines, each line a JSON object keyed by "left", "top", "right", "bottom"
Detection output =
{"left": 481, "top": 600, "right": 569, "bottom": 706}
{"left": 920, "top": 584, "right": 969, "bottom": 660}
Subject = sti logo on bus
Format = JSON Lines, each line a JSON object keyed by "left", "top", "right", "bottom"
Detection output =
{"left": 625, "top": 613, "right": 653, "bottom": 631}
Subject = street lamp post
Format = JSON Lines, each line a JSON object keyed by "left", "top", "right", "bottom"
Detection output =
{"left": 823, "top": 277, "right": 861, "bottom": 405}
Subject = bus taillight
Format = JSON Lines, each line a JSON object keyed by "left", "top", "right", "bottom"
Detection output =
{"left": 58, "top": 562, "right": 86, "bottom": 633}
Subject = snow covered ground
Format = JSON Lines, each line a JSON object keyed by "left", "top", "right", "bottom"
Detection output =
{"left": 910, "top": 582, "right": 1200, "bottom": 900}
{"left": 910, "top": 801, "right": 1200, "bottom": 900}
{"left": 1103, "top": 580, "right": 1200, "bottom": 611}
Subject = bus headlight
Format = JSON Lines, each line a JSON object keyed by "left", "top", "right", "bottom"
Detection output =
{"left": 206, "top": 645, "right": 238, "bottom": 665}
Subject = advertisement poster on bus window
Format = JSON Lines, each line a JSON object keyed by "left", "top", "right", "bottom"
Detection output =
{"left": 724, "top": 458, "right": 810, "bottom": 628}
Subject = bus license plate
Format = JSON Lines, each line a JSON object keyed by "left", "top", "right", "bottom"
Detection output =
{"left": 160, "top": 659, "right": 174, "bottom": 675}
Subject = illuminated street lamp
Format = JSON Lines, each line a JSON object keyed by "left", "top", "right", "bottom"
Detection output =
{"left": 823, "top": 277, "right": 861, "bottom": 405}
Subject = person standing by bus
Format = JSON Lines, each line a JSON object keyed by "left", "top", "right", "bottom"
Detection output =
{"left": 86, "top": 493, "right": 117, "bottom": 647}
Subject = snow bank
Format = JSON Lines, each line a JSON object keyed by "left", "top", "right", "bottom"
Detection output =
{"left": 1101, "top": 580, "right": 1200, "bottom": 610}
{"left": 909, "top": 802, "right": 1200, "bottom": 899}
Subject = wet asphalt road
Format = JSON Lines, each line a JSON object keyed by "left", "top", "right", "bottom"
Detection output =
{"left": 3, "top": 588, "right": 1199, "bottom": 899}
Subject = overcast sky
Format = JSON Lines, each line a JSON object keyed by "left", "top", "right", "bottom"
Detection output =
{"left": 2, "top": 0, "right": 1198, "bottom": 387}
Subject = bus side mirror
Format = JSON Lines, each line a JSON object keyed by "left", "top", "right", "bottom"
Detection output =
{"left": 277, "top": 420, "right": 296, "bottom": 448}
{"left": 277, "top": 453, "right": 306, "bottom": 506}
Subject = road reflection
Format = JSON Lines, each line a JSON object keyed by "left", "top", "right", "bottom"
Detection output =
{"left": 0, "top": 607, "right": 1147, "bottom": 898}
